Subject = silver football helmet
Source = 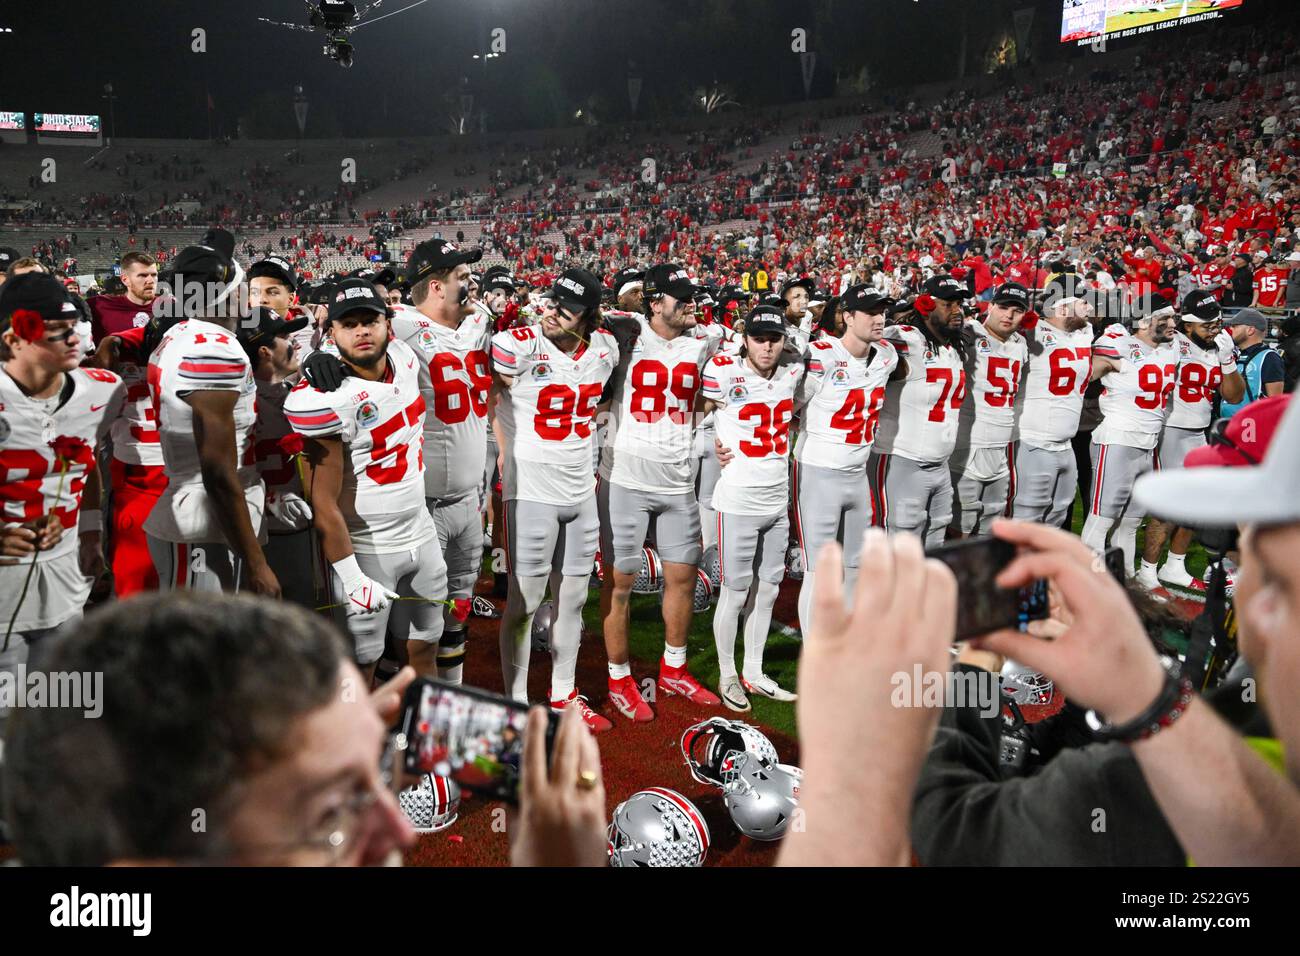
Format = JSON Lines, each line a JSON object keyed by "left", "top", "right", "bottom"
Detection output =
{"left": 398, "top": 773, "right": 461, "bottom": 833}
{"left": 722, "top": 754, "right": 803, "bottom": 842}
{"left": 607, "top": 788, "right": 710, "bottom": 867}
{"left": 632, "top": 546, "right": 664, "bottom": 594}
{"left": 658, "top": 567, "right": 713, "bottom": 613}
{"left": 785, "top": 544, "right": 804, "bottom": 581}
{"left": 701, "top": 544, "right": 721, "bottom": 589}
{"left": 531, "top": 600, "right": 555, "bottom": 653}
{"left": 1001, "top": 659, "right": 1054, "bottom": 707}
{"left": 681, "top": 716, "right": 781, "bottom": 788}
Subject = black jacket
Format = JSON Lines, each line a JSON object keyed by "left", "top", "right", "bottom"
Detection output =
{"left": 910, "top": 665, "right": 1269, "bottom": 866}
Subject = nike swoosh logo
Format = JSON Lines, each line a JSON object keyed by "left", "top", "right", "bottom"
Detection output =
{"left": 90, "top": 403, "right": 108, "bottom": 412}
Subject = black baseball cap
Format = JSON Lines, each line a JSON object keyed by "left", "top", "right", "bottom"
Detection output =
{"left": 922, "top": 274, "right": 969, "bottom": 302}
{"left": 839, "top": 283, "right": 894, "bottom": 314}
{"left": 1181, "top": 289, "right": 1223, "bottom": 323}
{"left": 483, "top": 272, "right": 516, "bottom": 294}
{"left": 779, "top": 276, "right": 816, "bottom": 298}
{"left": 350, "top": 266, "right": 396, "bottom": 290}
{"left": 611, "top": 267, "right": 645, "bottom": 295}
{"left": 326, "top": 277, "right": 391, "bottom": 325}
{"left": 404, "top": 239, "right": 482, "bottom": 287}
{"left": 549, "top": 268, "right": 603, "bottom": 312}
{"left": 742, "top": 305, "right": 788, "bottom": 338}
{"left": 0, "top": 247, "right": 19, "bottom": 272}
{"left": 643, "top": 264, "right": 697, "bottom": 301}
{"left": 239, "top": 305, "right": 309, "bottom": 355}
{"left": 248, "top": 256, "right": 298, "bottom": 291}
{"left": 302, "top": 279, "right": 338, "bottom": 306}
{"left": 991, "top": 282, "right": 1030, "bottom": 309}
{"left": 0, "top": 272, "right": 78, "bottom": 327}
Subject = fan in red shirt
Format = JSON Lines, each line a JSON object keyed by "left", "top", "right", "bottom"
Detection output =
{"left": 1253, "top": 259, "right": 1290, "bottom": 309}
{"left": 87, "top": 251, "right": 167, "bottom": 596}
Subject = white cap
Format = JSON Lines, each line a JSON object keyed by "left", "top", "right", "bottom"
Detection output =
{"left": 1133, "top": 396, "right": 1300, "bottom": 527}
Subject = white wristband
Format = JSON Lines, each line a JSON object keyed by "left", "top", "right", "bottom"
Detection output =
{"left": 80, "top": 510, "right": 103, "bottom": 534}
{"left": 1220, "top": 361, "right": 1238, "bottom": 376}
{"left": 331, "top": 554, "right": 365, "bottom": 592}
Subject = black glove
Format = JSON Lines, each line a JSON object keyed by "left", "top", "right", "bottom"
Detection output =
{"left": 302, "top": 350, "right": 349, "bottom": 392}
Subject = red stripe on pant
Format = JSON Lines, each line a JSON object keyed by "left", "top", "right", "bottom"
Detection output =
{"left": 1004, "top": 441, "right": 1017, "bottom": 518}
{"left": 174, "top": 542, "right": 188, "bottom": 589}
{"left": 1090, "top": 445, "right": 1107, "bottom": 516}
{"left": 874, "top": 455, "right": 891, "bottom": 530}
{"left": 109, "top": 458, "right": 166, "bottom": 596}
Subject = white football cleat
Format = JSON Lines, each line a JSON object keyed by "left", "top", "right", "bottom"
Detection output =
{"left": 742, "top": 673, "right": 797, "bottom": 703}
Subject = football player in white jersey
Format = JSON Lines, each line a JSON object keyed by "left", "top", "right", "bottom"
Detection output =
{"left": 692, "top": 289, "right": 745, "bottom": 553}
{"left": 0, "top": 274, "right": 124, "bottom": 664}
{"left": 869, "top": 274, "right": 970, "bottom": 546}
{"left": 144, "top": 234, "right": 280, "bottom": 596}
{"left": 492, "top": 269, "right": 620, "bottom": 732}
{"left": 1141, "top": 290, "right": 1244, "bottom": 591}
{"left": 479, "top": 269, "right": 519, "bottom": 577}
{"left": 1010, "top": 282, "right": 1095, "bottom": 526}
{"left": 597, "top": 264, "right": 721, "bottom": 723}
{"left": 243, "top": 307, "right": 316, "bottom": 608}
{"left": 951, "top": 283, "right": 1030, "bottom": 537}
{"left": 284, "top": 278, "right": 447, "bottom": 682}
{"left": 792, "top": 285, "right": 903, "bottom": 636}
{"left": 703, "top": 305, "right": 804, "bottom": 712}
{"left": 397, "top": 239, "right": 490, "bottom": 683}
{"left": 1081, "top": 294, "right": 1182, "bottom": 575}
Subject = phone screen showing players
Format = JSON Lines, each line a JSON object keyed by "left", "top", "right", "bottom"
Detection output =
{"left": 402, "top": 680, "right": 536, "bottom": 803}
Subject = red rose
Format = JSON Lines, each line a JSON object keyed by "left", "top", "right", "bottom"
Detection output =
{"left": 450, "top": 598, "right": 471, "bottom": 623}
{"left": 10, "top": 309, "right": 46, "bottom": 343}
{"left": 50, "top": 436, "right": 89, "bottom": 466}
{"left": 278, "top": 433, "right": 305, "bottom": 457}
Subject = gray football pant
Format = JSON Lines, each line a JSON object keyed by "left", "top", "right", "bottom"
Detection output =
{"left": 328, "top": 539, "right": 448, "bottom": 667}
{"left": 717, "top": 509, "right": 788, "bottom": 592}
{"left": 868, "top": 452, "right": 953, "bottom": 547}
{"left": 792, "top": 460, "right": 873, "bottom": 571}
{"left": 1010, "top": 441, "right": 1078, "bottom": 527}
{"left": 597, "top": 478, "right": 702, "bottom": 574}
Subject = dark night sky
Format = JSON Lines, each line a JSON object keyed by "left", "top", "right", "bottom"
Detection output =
{"left": 0, "top": 1, "right": 1286, "bottom": 140}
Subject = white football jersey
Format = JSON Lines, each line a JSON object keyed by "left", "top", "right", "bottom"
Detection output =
{"left": 794, "top": 335, "right": 899, "bottom": 471}
{"left": 252, "top": 379, "right": 308, "bottom": 534}
{"left": 283, "top": 337, "right": 436, "bottom": 554}
{"left": 109, "top": 356, "right": 165, "bottom": 467}
{"left": 703, "top": 352, "right": 804, "bottom": 516}
{"left": 144, "top": 319, "right": 265, "bottom": 544}
{"left": 492, "top": 324, "right": 619, "bottom": 505}
{"left": 1166, "top": 331, "right": 1223, "bottom": 430}
{"left": 391, "top": 304, "right": 493, "bottom": 500}
{"left": 873, "top": 324, "right": 965, "bottom": 463}
{"left": 957, "top": 320, "right": 1029, "bottom": 449}
{"left": 1092, "top": 325, "right": 1181, "bottom": 450}
{"left": 1014, "top": 321, "right": 1094, "bottom": 452}
{"left": 599, "top": 315, "right": 715, "bottom": 494}
{"left": 0, "top": 366, "right": 124, "bottom": 561}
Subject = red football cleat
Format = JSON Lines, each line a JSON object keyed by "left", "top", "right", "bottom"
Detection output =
{"left": 657, "top": 660, "right": 722, "bottom": 707}
{"left": 550, "top": 689, "right": 613, "bottom": 733}
{"left": 607, "top": 674, "right": 654, "bottom": 722}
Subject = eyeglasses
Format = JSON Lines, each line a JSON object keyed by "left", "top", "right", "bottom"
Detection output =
{"left": 1208, "top": 416, "right": 1260, "bottom": 466}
